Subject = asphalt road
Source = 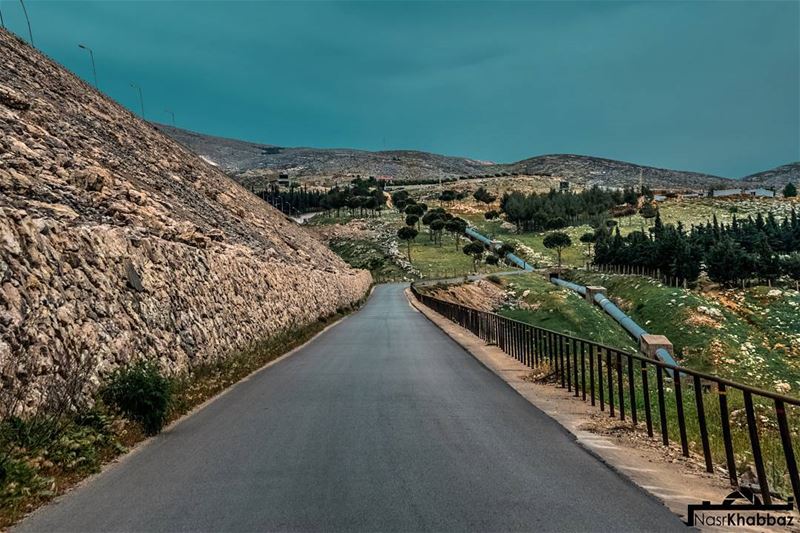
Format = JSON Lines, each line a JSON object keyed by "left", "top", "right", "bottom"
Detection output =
{"left": 18, "top": 284, "right": 687, "bottom": 532}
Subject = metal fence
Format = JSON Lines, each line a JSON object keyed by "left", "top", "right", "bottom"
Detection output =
{"left": 411, "top": 285, "right": 800, "bottom": 506}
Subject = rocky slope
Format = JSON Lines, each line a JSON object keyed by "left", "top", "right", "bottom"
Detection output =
{"left": 0, "top": 29, "right": 371, "bottom": 409}
{"left": 742, "top": 162, "right": 800, "bottom": 188}
{"left": 158, "top": 124, "right": 741, "bottom": 190}
{"left": 157, "top": 123, "right": 496, "bottom": 182}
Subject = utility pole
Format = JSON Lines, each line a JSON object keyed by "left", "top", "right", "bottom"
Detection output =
{"left": 130, "top": 82, "right": 144, "bottom": 118}
{"left": 638, "top": 168, "right": 643, "bottom": 195}
{"left": 164, "top": 109, "right": 175, "bottom": 126}
{"left": 78, "top": 44, "right": 98, "bottom": 89}
{"left": 1, "top": 5, "right": 5, "bottom": 29}
{"left": 19, "top": 0, "right": 33, "bottom": 46}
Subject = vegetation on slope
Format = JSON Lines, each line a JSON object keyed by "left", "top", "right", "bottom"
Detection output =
{"left": 570, "top": 272, "right": 800, "bottom": 393}
{"left": 494, "top": 275, "right": 637, "bottom": 353}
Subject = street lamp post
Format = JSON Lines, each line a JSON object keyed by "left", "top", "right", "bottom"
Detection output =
{"left": 164, "top": 109, "right": 175, "bottom": 126}
{"left": 130, "top": 82, "right": 144, "bottom": 118}
{"left": 18, "top": 0, "right": 33, "bottom": 45}
{"left": 78, "top": 44, "right": 98, "bottom": 89}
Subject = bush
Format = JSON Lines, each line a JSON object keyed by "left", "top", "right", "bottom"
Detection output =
{"left": 102, "top": 361, "right": 172, "bottom": 435}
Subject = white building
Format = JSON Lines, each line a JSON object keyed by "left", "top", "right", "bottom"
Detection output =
{"left": 744, "top": 188, "right": 775, "bottom": 198}
{"left": 711, "top": 188, "right": 742, "bottom": 197}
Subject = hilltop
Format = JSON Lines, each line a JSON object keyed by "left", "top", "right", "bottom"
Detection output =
{"left": 158, "top": 124, "right": 741, "bottom": 190}
{"left": 742, "top": 162, "right": 800, "bottom": 188}
{"left": 0, "top": 29, "right": 371, "bottom": 405}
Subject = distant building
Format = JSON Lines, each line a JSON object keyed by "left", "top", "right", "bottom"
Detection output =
{"left": 376, "top": 175, "right": 394, "bottom": 184}
{"left": 744, "top": 188, "right": 775, "bottom": 198}
{"left": 278, "top": 173, "right": 291, "bottom": 186}
{"left": 653, "top": 194, "right": 667, "bottom": 202}
{"left": 559, "top": 181, "right": 570, "bottom": 191}
{"left": 711, "top": 188, "right": 742, "bottom": 198}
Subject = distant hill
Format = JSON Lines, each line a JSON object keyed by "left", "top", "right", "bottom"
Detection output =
{"left": 156, "top": 124, "right": 741, "bottom": 190}
{"left": 742, "top": 162, "right": 800, "bottom": 188}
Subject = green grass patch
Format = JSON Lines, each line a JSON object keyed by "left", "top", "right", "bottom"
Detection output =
{"left": 329, "top": 238, "right": 407, "bottom": 282}
{"left": 495, "top": 273, "right": 637, "bottom": 352}
{"left": 570, "top": 272, "right": 800, "bottom": 392}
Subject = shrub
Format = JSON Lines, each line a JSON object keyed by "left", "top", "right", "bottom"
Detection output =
{"left": 102, "top": 361, "right": 172, "bottom": 435}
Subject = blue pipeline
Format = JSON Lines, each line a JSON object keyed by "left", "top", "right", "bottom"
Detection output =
{"left": 465, "top": 227, "right": 534, "bottom": 272}
{"left": 551, "top": 277, "right": 678, "bottom": 368}
{"left": 551, "top": 277, "right": 587, "bottom": 296}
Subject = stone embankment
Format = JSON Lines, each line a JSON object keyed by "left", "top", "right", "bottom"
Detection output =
{"left": 0, "top": 29, "right": 371, "bottom": 410}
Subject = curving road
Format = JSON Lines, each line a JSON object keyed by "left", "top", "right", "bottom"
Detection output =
{"left": 17, "top": 284, "right": 686, "bottom": 532}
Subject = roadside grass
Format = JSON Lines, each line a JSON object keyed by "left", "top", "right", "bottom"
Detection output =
{"left": 329, "top": 238, "right": 407, "bottom": 282}
{"left": 570, "top": 272, "right": 800, "bottom": 392}
{"left": 495, "top": 274, "right": 637, "bottom": 353}
{"left": 0, "top": 299, "right": 367, "bottom": 528}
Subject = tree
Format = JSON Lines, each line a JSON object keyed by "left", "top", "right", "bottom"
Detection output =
{"left": 473, "top": 186, "right": 497, "bottom": 205}
{"left": 405, "top": 204, "right": 424, "bottom": 217}
{"left": 485, "top": 254, "right": 499, "bottom": 266}
{"left": 463, "top": 241, "right": 485, "bottom": 272}
{"left": 782, "top": 252, "right": 800, "bottom": 290}
{"left": 784, "top": 182, "right": 797, "bottom": 198}
{"left": 579, "top": 232, "right": 595, "bottom": 257}
{"left": 391, "top": 190, "right": 410, "bottom": 212}
{"left": 639, "top": 202, "right": 657, "bottom": 225}
{"left": 430, "top": 219, "right": 445, "bottom": 246}
{"left": 397, "top": 226, "right": 418, "bottom": 260}
{"left": 405, "top": 215, "right": 419, "bottom": 228}
{"left": 444, "top": 217, "right": 467, "bottom": 250}
{"left": 543, "top": 232, "right": 572, "bottom": 272}
{"left": 439, "top": 190, "right": 457, "bottom": 204}
{"left": 484, "top": 210, "right": 499, "bottom": 220}
{"left": 706, "top": 238, "right": 747, "bottom": 287}
{"left": 497, "top": 243, "right": 515, "bottom": 261}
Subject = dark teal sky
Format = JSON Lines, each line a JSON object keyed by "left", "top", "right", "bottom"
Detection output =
{"left": 4, "top": 1, "right": 799, "bottom": 177}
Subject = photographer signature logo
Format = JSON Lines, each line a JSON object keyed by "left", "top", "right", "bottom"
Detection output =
{"left": 688, "top": 487, "right": 795, "bottom": 528}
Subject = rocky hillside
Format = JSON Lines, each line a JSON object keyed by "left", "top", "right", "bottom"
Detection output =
{"left": 0, "top": 29, "right": 371, "bottom": 409}
{"left": 502, "top": 154, "right": 735, "bottom": 190}
{"left": 742, "top": 162, "right": 800, "bottom": 188}
{"left": 159, "top": 124, "right": 740, "bottom": 190}
{"left": 156, "top": 123, "right": 496, "bottom": 181}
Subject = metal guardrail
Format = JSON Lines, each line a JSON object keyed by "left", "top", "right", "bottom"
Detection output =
{"left": 410, "top": 285, "right": 800, "bottom": 506}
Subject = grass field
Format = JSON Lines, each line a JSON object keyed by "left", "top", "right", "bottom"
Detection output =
{"left": 494, "top": 274, "right": 637, "bottom": 353}
{"left": 449, "top": 196, "right": 799, "bottom": 269}
{"left": 312, "top": 210, "right": 504, "bottom": 280}
{"left": 568, "top": 272, "right": 800, "bottom": 393}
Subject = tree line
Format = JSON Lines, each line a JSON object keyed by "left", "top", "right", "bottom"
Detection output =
{"left": 259, "top": 177, "right": 389, "bottom": 217}
{"left": 592, "top": 210, "right": 800, "bottom": 288}
{"left": 499, "top": 186, "right": 651, "bottom": 233}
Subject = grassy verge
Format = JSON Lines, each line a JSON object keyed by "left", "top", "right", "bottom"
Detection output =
{"left": 494, "top": 274, "right": 637, "bottom": 353}
{"left": 329, "top": 238, "right": 408, "bottom": 282}
{"left": 569, "top": 272, "right": 800, "bottom": 391}
{"left": 0, "top": 297, "right": 367, "bottom": 528}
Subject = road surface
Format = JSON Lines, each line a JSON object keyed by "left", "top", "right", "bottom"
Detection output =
{"left": 18, "top": 284, "right": 686, "bottom": 532}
